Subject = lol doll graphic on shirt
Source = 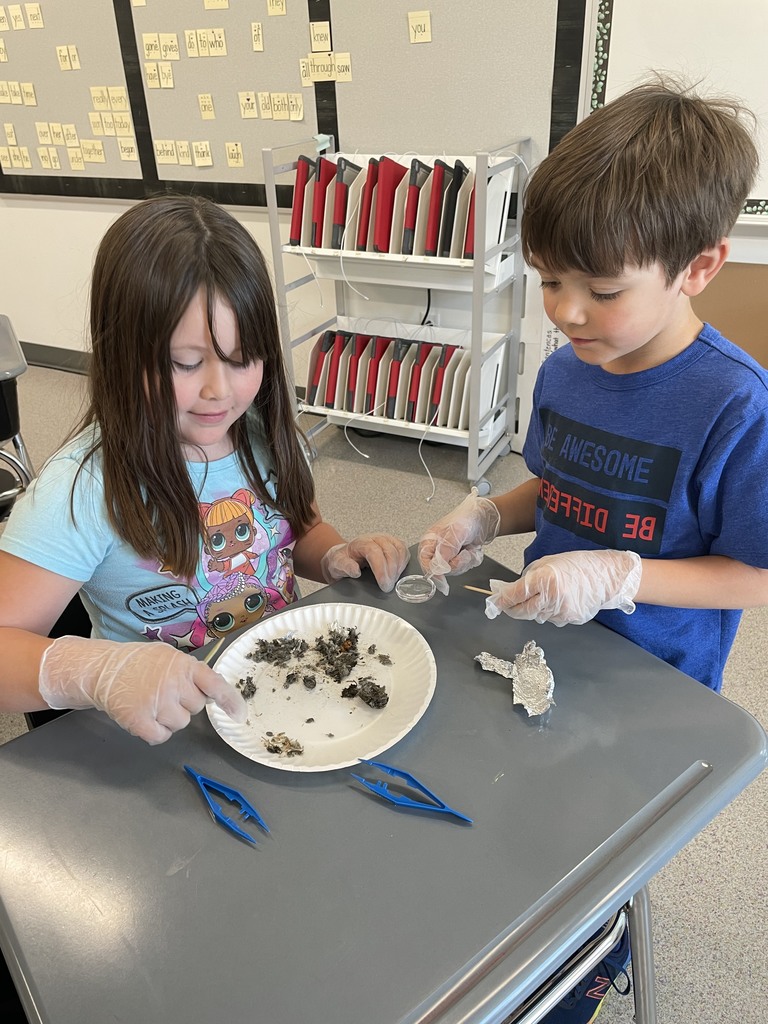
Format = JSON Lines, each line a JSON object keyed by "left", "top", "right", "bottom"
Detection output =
{"left": 200, "top": 489, "right": 266, "bottom": 577}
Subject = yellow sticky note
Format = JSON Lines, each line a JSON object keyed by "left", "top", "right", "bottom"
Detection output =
{"left": 192, "top": 140, "right": 213, "bottom": 167}
{"left": 145, "top": 63, "right": 160, "bottom": 89}
{"left": 159, "top": 33, "right": 180, "bottom": 61}
{"left": 225, "top": 141, "right": 243, "bottom": 168}
{"left": 159, "top": 62, "right": 174, "bottom": 88}
{"left": 204, "top": 0, "right": 229, "bottom": 8}
{"left": 8, "top": 80, "right": 22, "bottom": 103}
{"left": 132, "top": 0, "right": 147, "bottom": 6}
{"left": 8, "top": 6, "right": 24, "bottom": 30}
{"left": 334, "top": 52, "right": 352, "bottom": 82}
{"left": 267, "top": 0, "right": 286, "bottom": 15}
{"left": 270, "top": 92, "right": 289, "bottom": 120}
{"left": 208, "top": 28, "right": 227, "bottom": 56}
{"left": 68, "top": 45, "right": 81, "bottom": 70}
{"left": 108, "top": 86, "right": 129, "bottom": 111}
{"left": 258, "top": 92, "right": 272, "bottom": 119}
{"left": 118, "top": 137, "right": 138, "bottom": 161}
{"left": 0, "top": 10, "right": 9, "bottom": 32}
{"left": 90, "top": 86, "right": 110, "bottom": 111}
{"left": 251, "top": 22, "right": 264, "bottom": 52}
{"left": 9, "top": 146, "right": 22, "bottom": 168}
{"left": 196, "top": 30, "right": 210, "bottom": 57}
{"left": 35, "top": 120, "right": 51, "bottom": 144}
{"left": 185, "top": 30, "right": 200, "bottom": 58}
{"left": 142, "top": 33, "right": 161, "bottom": 61}
{"left": 0, "top": 39, "right": 8, "bottom": 62}
{"left": 238, "top": 91, "right": 258, "bottom": 119}
{"left": 112, "top": 112, "right": 133, "bottom": 137}
{"left": 48, "top": 146, "right": 60, "bottom": 169}
{"left": 0, "top": 146, "right": 10, "bottom": 170}
{"left": 101, "top": 112, "right": 115, "bottom": 136}
{"left": 67, "top": 147, "right": 84, "bottom": 171}
{"left": 309, "top": 21, "right": 331, "bottom": 53}
{"left": 288, "top": 93, "right": 303, "bottom": 121}
{"left": 4, "top": 122, "right": 16, "bottom": 145}
{"left": 20, "top": 146, "right": 31, "bottom": 168}
{"left": 81, "top": 139, "right": 105, "bottom": 163}
{"left": 37, "top": 145, "right": 51, "bottom": 168}
{"left": 0, "top": 82, "right": 10, "bottom": 104}
{"left": 88, "top": 112, "right": 104, "bottom": 135}
{"left": 62, "top": 123, "right": 78, "bottom": 146}
{"left": 154, "top": 139, "right": 178, "bottom": 164}
{"left": 299, "top": 57, "right": 311, "bottom": 88}
{"left": 408, "top": 10, "right": 432, "bottom": 43}
{"left": 308, "top": 52, "right": 334, "bottom": 82}
{"left": 56, "top": 46, "right": 72, "bottom": 71}
{"left": 21, "top": 82, "right": 35, "bottom": 105}
{"left": 49, "top": 122, "right": 64, "bottom": 145}
{"left": 198, "top": 93, "right": 215, "bottom": 120}
{"left": 24, "top": 3, "right": 43, "bottom": 28}
{"left": 177, "top": 140, "right": 192, "bottom": 166}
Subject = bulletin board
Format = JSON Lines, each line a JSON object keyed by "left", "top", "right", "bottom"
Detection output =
{"left": 592, "top": 0, "right": 768, "bottom": 217}
{"left": 0, "top": 0, "right": 587, "bottom": 207}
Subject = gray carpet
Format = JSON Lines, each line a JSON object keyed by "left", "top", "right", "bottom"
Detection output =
{"left": 1, "top": 365, "right": 766, "bottom": 1022}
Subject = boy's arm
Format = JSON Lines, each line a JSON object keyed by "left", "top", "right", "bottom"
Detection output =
{"left": 636, "top": 554, "right": 768, "bottom": 609}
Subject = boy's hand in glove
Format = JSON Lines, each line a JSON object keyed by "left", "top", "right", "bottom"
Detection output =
{"left": 485, "top": 549, "right": 642, "bottom": 626}
{"left": 321, "top": 534, "right": 410, "bottom": 593}
{"left": 38, "top": 636, "right": 247, "bottom": 745}
{"left": 418, "top": 488, "right": 501, "bottom": 594}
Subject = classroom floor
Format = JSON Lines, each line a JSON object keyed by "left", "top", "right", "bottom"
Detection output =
{"left": 1, "top": 365, "right": 766, "bottom": 1023}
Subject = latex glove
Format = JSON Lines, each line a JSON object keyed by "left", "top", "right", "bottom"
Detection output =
{"left": 418, "top": 488, "right": 501, "bottom": 595}
{"left": 485, "top": 550, "right": 642, "bottom": 626}
{"left": 320, "top": 534, "right": 410, "bottom": 593}
{"left": 38, "top": 635, "right": 247, "bottom": 745}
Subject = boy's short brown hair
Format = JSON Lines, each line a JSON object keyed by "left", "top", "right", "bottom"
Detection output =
{"left": 521, "top": 77, "right": 759, "bottom": 283}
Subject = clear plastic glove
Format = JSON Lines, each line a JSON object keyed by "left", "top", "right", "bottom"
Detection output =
{"left": 38, "top": 635, "right": 247, "bottom": 745}
{"left": 320, "top": 534, "right": 410, "bottom": 593}
{"left": 418, "top": 488, "right": 501, "bottom": 595}
{"left": 485, "top": 549, "right": 642, "bottom": 626}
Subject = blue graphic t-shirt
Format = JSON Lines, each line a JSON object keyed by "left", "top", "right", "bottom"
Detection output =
{"left": 522, "top": 323, "right": 768, "bottom": 691}
{"left": 0, "top": 425, "right": 299, "bottom": 649}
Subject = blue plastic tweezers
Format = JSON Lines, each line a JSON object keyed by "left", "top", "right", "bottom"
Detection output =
{"left": 351, "top": 759, "right": 472, "bottom": 824}
{"left": 184, "top": 765, "right": 270, "bottom": 846}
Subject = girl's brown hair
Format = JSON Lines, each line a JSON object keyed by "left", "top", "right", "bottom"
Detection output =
{"left": 76, "top": 193, "right": 315, "bottom": 578}
{"left": 522, "top": 78, "right": 759, "bottom": 283}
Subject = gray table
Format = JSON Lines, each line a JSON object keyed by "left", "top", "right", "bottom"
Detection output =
{"left": 0, "top": 556, "right": 765, "bottom": 1024}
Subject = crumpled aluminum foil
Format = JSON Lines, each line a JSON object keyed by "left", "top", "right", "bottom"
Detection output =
{"left": 475, "top": 640, "right": 556, "bottom": 716}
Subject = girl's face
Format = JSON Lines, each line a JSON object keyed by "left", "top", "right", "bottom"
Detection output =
{"left": 170, "top": 289, "right": 264, "bottom": 461}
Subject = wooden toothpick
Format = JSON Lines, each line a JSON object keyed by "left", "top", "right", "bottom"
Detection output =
{"left": 464, "top": 585, "right": 493, "bottom": 596}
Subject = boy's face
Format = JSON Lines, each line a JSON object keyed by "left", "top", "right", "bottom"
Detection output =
{"left": 532, "top": 260, "right": 702, "bottom": 374}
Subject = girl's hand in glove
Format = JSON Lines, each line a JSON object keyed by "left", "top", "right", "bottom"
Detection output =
{"left": 418, "top": 488, "right": 501, "bottom": 595}
{"left": 38, "top": 635, "right": 247, "bottom": 745}
{"left": 485, "top": 550, "right": 642, "bottom": 626}
{"left": 320, "top": 534, "right": 410, "bottom": 593}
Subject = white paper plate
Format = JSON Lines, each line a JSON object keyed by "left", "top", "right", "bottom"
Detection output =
{"left": 207, "top": 602, "right": 437, "bottom": 772}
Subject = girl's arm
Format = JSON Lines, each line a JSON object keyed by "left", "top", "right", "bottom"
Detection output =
{"left": 291, "top": 504, "right": 409, "bottom": 592}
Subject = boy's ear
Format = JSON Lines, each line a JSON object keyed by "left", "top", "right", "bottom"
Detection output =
{"left": 681, "top": 239, "right": 730, "bottom": 297}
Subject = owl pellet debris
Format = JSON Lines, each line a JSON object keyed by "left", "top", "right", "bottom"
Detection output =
{"left": 475, "top": 640, "right": 556, "bottom": 716}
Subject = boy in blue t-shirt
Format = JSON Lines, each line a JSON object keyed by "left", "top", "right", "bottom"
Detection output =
{"left": 419, "top": 78, "right": 768, "bottom": 1022}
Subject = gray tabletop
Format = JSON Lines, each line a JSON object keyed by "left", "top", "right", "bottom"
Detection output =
{"left": 0, "top": 555, "right": 766, "bottom": 1024}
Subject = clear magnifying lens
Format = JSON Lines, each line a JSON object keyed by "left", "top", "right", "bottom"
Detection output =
{"left": 395, "top": 574, "right": 436, "bottom": 603}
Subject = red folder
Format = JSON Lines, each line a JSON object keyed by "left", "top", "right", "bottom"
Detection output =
{"left": 306, "top": 330, "right": 335, "bottom": 405}
{"left": 324, "top": 330, "right": 353, "bottom": 408}
{"left": 310, "top": 156, "right": 337, "bottom": 248}
{"left": 290, "top": 154, "right": 315, "bottom": 246}
{"left": 406, "top": 342, "right": 437, "bottom": 421}
{"left": 424, "top": 159, "right": 453, "bottom": 257}
{"left": 463, "top": 185, "right": 476, "bottom": 259}
{"left": 364, "top": 336, "right": 392, "bottom": 413}
{"left": 331, "top": 157, "right": 362, "bottom": 249}
{"left": 372, "top": 156, "right": 407, "bottom": 253}
{"left": 428, "top": 344, "right": 458, "bottom": 423}
{"left": 346, "top": 333, "right": 372, "bottom": 409}
{"left": 355, "top": 157, "right": 379, "bottom": 251}
{"left": 402, "top": 158, "right": 431, "bottom": 255}
{"left": 385, "top": 338, "right": 412, "bottom": 418}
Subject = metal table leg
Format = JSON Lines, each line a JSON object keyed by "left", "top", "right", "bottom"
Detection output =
{"left": 627, "top": 885, "right": 657, "bottom": 1024}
